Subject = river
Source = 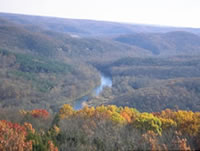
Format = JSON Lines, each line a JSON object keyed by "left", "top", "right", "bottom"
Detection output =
{"left": 73, "top": 74, "right": 112, "bottom": 110}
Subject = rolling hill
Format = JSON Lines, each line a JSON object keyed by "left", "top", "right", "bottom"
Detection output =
{"left": 0, "top": 18, "right": 151, "bottom": 61}
{"left": 89, "top": 56, "right": 200, "bottom": 112}
{"left": 114, "top": 31, "right": 200, "bottom": 55}
{"left": 0, "top": 12, "right": 200, "bottom": 113}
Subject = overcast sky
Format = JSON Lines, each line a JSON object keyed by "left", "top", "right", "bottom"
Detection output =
{"left": 0, "top": 0, "right": 200, "bottom": 28}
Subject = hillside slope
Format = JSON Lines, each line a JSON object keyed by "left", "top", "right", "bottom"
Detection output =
{"left": 1, "top": 12, "right": 200, "bottom": 113}
{"left": 90, "top": 56, "right": 200, "bottom": 112}
{"left": 0, "top": 48, "right": 101, "bottom": 111}
{"left": 114, "top": 31, "right": 200, "bottom": 55}
{"left": 0, "top": 19, "right": 151, "bottom": 61}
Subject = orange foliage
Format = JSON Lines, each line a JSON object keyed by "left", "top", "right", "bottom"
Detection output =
{"left": 120, "top": 107, "right": 138, "bottom": 123}
{"left": 0, "top": 120, "right": 32, "bottom": 151}
{"left": 171, "top": 131, "right": 191, "bottom": 151}
{"left": 31, "top": 109, "right": 49, "bottom": 119}
{"left": 48, "top": 140, "right": 58, "bottom": 151}
{"left": 24, "top": 122, "right": 35, "bottom": 134}
{"left": 20, "top": 109, "right": 49, "bottom": 119}
{"left": 120, "top": 111, "right": 132, "bottom": 123}
{"left": 140, "top": 131, "right": 162, "bottom": 151}
{"left": 55, "top": 104, "right": 200, "bottom": 150}
{"left": 1, "top": 104, "right": 200, "bottom": 150}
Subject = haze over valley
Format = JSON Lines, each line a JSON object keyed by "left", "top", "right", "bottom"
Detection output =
{"left": 1, "top": 12, "right": 200, "bottom": 112}
{"left": 1, "top": 11, "right": 200, "bottom": 150}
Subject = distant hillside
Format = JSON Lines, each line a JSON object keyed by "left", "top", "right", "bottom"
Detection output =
{"left": 0, "top": 24, "right": 68, "bottom": 57}
{"left": 115, "top": 31, "right": 200, "bottom": 55}
{"left": 107, "top": 78, "right": 200, "bottom": 112}
{"left": 1, "top": 13, "right": 200, "bottom": 58}
{"left": 0, "top": 14, "right": 150, "bottom": 111}
{"left": 90, "top": 56, "right": 200, "bottom": 112}
{"left": 1, "top": 12, "right": 200, "bottom": 37}
{"left": 0, "top": 48, "right": 101, "bottom": 111}
{"left": 1, "top": 12, "right": 200, "bottom": 113}
{"left": 0, "top": 20, "right": 150, "bottom": 61}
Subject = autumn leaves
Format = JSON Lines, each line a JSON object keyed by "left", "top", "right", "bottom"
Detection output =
{"left": 1, "top": 105, "right": 200, "bottom": 150}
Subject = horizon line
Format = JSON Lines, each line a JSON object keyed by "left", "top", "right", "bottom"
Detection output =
{"left": 0, "top": 11, "right": 199, "bottom": 29}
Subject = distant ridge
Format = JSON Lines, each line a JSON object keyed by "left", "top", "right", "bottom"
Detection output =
{"left": 114, "top": 31, "right": 200, "bottom": 55}
{"left": 0, "top": 12, "right": 200, "bottom": 37}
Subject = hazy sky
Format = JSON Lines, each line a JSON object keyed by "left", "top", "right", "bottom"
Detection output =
{"left": 0, "top": 0, "right": 200, "bottom": 28}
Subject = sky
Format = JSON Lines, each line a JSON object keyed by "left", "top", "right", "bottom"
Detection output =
{"left": 0, "top": 0, "right": 200, "bottom": 28}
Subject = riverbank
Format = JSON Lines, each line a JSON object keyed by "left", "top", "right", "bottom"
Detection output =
{"left": 73, "top": 73, "right": 112, "bottom": 110}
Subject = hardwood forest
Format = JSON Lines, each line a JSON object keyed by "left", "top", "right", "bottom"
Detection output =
{"left": 1, "top": 13, "right": 200, "bottom": 150}
{"left": 1, "top": 105, "right": 200, "bottom": 150}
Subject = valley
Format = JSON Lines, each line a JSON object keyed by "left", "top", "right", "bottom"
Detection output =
{"left": 1, "top": 12, "right": 200, "bottom": 151}
{"left": 0, "top": 12, "right": 200, "bottom": 113}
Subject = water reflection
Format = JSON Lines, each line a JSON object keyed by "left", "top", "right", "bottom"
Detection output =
{"left": 94, "top": 75, "right": 112, "bottom": 96}
{"left": 73, "top": 74, "right": 112, "bottom": 110}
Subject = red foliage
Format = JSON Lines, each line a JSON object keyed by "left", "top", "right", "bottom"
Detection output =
{"left": 21, "top": 109, "right": 49, "bottom": 119}
{"left": 0, "top": 120, "right": 32, "bottom": 151}
{"left": 31, "top": 109, "right": 49, "bottom": 119}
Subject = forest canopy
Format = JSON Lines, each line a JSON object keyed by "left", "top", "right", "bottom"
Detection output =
{"left": 0, "top": 105, "right": 200, "bottom": 150}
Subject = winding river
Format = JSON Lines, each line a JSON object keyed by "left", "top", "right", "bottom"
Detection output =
{"left": 73, "top": 74, "right": 112, "bottom": 110}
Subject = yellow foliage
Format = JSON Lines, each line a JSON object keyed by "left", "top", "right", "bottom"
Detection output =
{"left": 59, "top": 104, "right": 74, "bottom": 119}
{"left": 158, "top": 109, "right": 200, "bottom": 136}
{"left": 133, "top": 113, "right": 162, "bottom": 135}
{"left": 120, "top": 107, "right": 138, "bottom": 123}
{"left": 76, "top": 106, "right": 95, "bottom": 118}
{"left": 53, "top": 125, "right": 60, "bottom": 134}
{"left": 111, "top": 112, "right": 126, "bottom": 124}
{"left": 160, "top": 118, "right": 177, "bottom": 130}
{"left": 174, "top": 111, "right": 200, "bottom": 136}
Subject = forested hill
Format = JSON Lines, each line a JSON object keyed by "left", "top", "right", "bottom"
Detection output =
{"left": 1, "top": 12, "right": 200, "bottom": 36}
{"left": 1, "top": 12, "right": 200, "bottom": 114}
{"left": 0, "top": 17, "right": 150, "bottom": 60}
{"left": 1, "top": 9, "right": 200, "bottom": 151}
{"left": 114, "top": 31, "right": 200, "bottom": 55}
{"left": 0, "top": 13, "right": 147, "bottom": 111}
